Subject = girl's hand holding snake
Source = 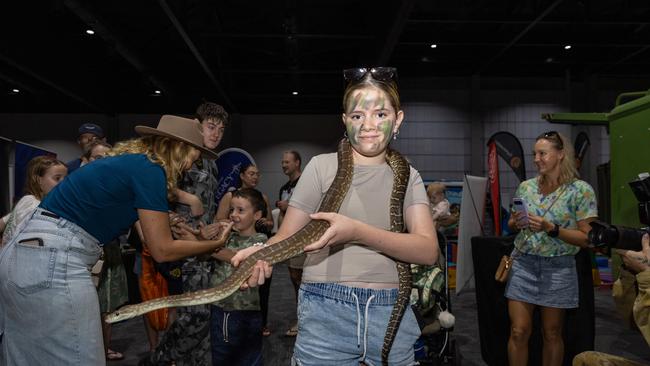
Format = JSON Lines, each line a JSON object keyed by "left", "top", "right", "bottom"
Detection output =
{"left": 231, "top": 246, "right": 272, "bottom": 289}
{"left": 303, "top": 212, "right": 358, "bottom": 252}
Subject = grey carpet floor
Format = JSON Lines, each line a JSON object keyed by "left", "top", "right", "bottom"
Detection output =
{"left": 110, "top": 265, "right": 650, "bottom": 365}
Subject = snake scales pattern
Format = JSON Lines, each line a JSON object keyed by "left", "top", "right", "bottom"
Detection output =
{"left": 106, "top": 138, "right": 412, "bottom": 365}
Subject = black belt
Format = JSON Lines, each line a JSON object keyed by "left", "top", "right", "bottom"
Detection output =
{"left": 40, "top": 210, "right": 61, "bottom": 219}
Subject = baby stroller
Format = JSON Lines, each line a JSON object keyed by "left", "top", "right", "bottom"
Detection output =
{"left": 411, "top": 230, "right": 458, "bottom": 365}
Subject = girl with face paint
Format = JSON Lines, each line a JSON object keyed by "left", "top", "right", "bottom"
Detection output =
{"left": 342, "top": 73, "right": 403, "bottom": 164}
{"left": 232, "top": 68, "right": 439, "bottom": 365}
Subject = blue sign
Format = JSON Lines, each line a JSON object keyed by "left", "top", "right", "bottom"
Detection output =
{"left": 215, "top": 148, "right": 256, "bottom": 203}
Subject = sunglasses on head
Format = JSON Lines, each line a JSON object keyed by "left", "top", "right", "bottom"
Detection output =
{"left": 343, "top": 67, "right": 398, "bottom": 83}
{"left": 539, "top": 131, "right": 563, "bottom": 148}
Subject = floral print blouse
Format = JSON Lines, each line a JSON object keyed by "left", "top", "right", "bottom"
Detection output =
{"left": 513, "top": 178, "right": 598, "bottom": 256}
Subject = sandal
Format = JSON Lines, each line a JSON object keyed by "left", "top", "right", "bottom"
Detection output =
{"left": 106, "top": 349, "right": 124, "bottom": 361}
{"left": 262, "top": 326, "right": 272, "bottom": 337}
{"left": 285, "top": 324, "right": 298, "bottom": 337}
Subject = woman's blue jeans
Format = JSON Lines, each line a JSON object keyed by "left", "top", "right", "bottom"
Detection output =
{"left": 0, "top": 209, "right": 104, "bottom": 365}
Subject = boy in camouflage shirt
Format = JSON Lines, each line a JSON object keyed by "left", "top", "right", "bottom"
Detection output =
{"left": 210, "top": 188, "right": 268, "bottom": 365}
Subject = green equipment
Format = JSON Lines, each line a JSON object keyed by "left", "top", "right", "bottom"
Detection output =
{"left": 543, "top": 90, "right": 650, "bottom": 276}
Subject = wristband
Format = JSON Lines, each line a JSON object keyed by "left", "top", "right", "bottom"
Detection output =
{"left": 548, "top": 223, "right": 560, "bottom": 238}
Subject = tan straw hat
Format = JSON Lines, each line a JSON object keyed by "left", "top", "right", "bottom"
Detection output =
{"left": 135, "top": 115, "right": 218, "bottom": 159}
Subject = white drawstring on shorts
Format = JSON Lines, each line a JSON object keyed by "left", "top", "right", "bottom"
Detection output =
{"left": 222, "top": 312, "right": 230, "bottom": 343}
{"left": 351, "top": 292, "right": 376, "bottom": 360}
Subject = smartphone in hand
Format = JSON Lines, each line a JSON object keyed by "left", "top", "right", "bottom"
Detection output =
{"left": 512, "top": 198, "right": 529, "bottom": 226}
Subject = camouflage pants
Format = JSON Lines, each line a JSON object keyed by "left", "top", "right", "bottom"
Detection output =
{"left": 149, "top": 260, "right": 213, "bottom": 366}
{"left": 573, "top": 351, "right": 647, "bottom": 366}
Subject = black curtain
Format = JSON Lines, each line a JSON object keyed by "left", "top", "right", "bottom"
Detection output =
{"left": 0, "top": 138, "right": 11, "bottom": 214}
{"left": 472, "top": 236, "right": 595, "bottom": 366}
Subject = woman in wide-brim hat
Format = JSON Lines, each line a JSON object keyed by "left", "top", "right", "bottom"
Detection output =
{"left": 0, "top": 115, "right": 233, "bottom": 366}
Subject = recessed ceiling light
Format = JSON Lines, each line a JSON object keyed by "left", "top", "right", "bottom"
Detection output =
{"left": 292, "top": 91, "right": 299, "bottom": 95}
{"left": 11, "top": 88, "right": 19, "bottom": 93}
{"left": 430, "top": 44, "right": 437, "bottom": 49}
{"left": 545, "top": 57, "right": 554, "bottom": 63}
{"left": 154, "top": 90, "right": 161, "bottom": 94}
{"left": 86, "top": 29, "right": 95, "bottom": 35}
{"left": 421, "top": 56, "right": 430, "bottom": 63}
{"left": 564, "top": 45, "right": 572, "bottom": 50}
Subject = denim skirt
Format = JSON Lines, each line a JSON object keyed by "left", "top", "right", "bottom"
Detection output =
{"left": 0, "top": 208, "right": 104, "bottom": 365}
{"left": 504, "top": 251, "right": 578, "bottom": 309}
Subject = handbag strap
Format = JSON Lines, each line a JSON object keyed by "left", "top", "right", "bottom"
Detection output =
{"left": 514, "top": 182, "right": 569, "bottom": 258}
{"left": 537, "top": 183, "right": 568, "bottom": 219}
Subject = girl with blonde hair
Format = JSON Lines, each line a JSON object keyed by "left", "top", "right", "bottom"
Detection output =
{"left": 0, "top": 155, "right": 67, "bottom": 246}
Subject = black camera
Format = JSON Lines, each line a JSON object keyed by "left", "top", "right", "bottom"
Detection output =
{"left": 588, "top": 175, "right": 650, "bottom": 251}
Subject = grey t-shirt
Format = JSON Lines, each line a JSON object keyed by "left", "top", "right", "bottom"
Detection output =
{"left": 289, "top": 152, "right": 429, "bottom": 284}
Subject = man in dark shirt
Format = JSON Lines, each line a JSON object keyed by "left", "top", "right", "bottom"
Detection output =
{"left": 66, "top": 123, "right": 105, "bottom": 174}
{"left": 276, "top": 150, "right": 302, "bottom": 222}
{"left": 276, "top": 150, "right": 303, "bottom": 336}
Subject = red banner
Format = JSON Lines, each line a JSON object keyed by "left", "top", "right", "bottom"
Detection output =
{"left": 487, "top": 141, "right": 501, "bottom": 235}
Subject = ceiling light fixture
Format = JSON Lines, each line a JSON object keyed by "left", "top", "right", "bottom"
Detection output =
{"left": 430, "top": 44, "right": 437, "bottom": 49}
{"left": 564, "top": 45, "right": 572, "bottom": 50}
{"left": 292, "top": 91, "right": 299, "bottom": 95}
{"left": 11, "top": 88, "right": 19, "bottom": 93}
{"left": 86, "top": 29, "right": 95, "bottom": 35}
{"left": 154, "top": 90, "right": 161, "bottom": 94}
{"left": 545, "top": 57, "right": 554, "bottom": 63}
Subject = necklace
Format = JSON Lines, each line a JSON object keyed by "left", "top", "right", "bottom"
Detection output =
{"left": 537, "top": 176, "right": 560, "bottom": 196}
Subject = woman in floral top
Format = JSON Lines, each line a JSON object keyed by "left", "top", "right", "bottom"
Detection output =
{"left": 506, "top": 131, "right": 598, "bottom": 366}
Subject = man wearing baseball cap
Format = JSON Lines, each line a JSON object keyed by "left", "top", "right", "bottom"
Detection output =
{"left": 66, "top": 123, "right": 106, "bottom": 174}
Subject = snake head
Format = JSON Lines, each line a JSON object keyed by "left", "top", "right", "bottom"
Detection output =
{"left": 104, "top": 305, "right": 138, "bottom": 324}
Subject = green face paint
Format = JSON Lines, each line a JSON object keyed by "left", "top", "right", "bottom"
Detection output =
{"left": 378, "top": 120, "right": 394, "bottom": 143}
{"left": 376, "top": 95, "right": 386, "bottom": 111}
{"left": 343, "top": 87, "right": 399, "bottom": 158}
{"left": 346, "top": 123, "right": 360, "bottom": 145}
{"left": 346, "top": 88, "right": 390, "bottom": 113}
{"left": 361, "top": 94, "right": 374, "bottom": 110}
{"left": 346, "top": 92, "right": 364, "bottom": 114}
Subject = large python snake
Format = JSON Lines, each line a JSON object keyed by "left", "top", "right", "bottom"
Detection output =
{"left": 106, "top": 138, "right": 412, "bottom": 365}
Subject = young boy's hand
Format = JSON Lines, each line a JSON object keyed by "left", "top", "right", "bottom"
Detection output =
{"left": 198, "top": 222, "right": 223, "bottom": 240}
{"left": 214, "top": 221, "right": 234, "bottom": 242}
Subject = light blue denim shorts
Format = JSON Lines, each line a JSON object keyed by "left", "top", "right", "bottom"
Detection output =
{"left": 505, "top": 251, "right": 578, "bottom": 309}
{"left": 292, "top": 282, "right": 420, "bottom": 366}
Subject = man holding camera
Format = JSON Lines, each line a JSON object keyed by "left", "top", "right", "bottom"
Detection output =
{"left": 616, "top": 235, "right": 650, "bottom": 343}
{"left": 573, "top": 235, "right": 650, "bottom": 365}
